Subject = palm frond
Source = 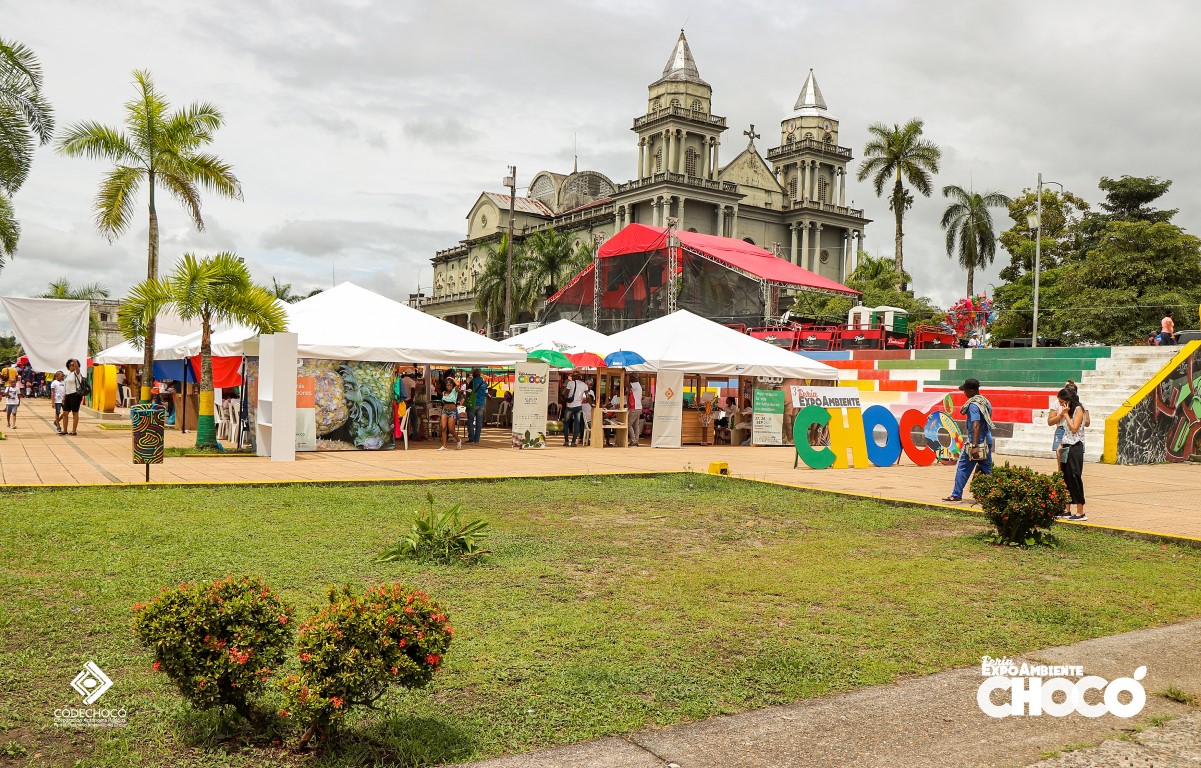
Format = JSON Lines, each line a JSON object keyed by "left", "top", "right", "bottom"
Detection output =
{"left": 184, "top": 152, "right": 242, "bottom": 200}
{"left": 56, "top": 121, "right": 141, "bottom": 165}
{"left": 118, "top": 276, "right": 173, "bottom": 347}
{"left": 0, "top": 191, "right": 18, "bottom": 260}
{"left": 157, "top": 171, "right": 204, "bottom": 231}
{"left": 0, "top": 36, "right": 54, "bottom": 146}
{"left": 94, "top": 165, "right": 143, "bottom": 239}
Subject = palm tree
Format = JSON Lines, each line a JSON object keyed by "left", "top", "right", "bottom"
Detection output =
{"left": 37, "top": 278, "right": 110, "bottom": 354}
{"left": 940, "top": 185, "right": 1012, "bottom": 296}
{"left": 120, "top": 252, "right": 286, "bottom": 449}
{"left": 57, "top": 70, "right": 241, "bottom": 401}
{"left": 0, "top": 37, "right": 55, "bottom": 267}
{"left": 516, "top": 228, "right": 593, "bottom": 312}
{"left": 270, "top": 277, "right": 298, "bottom": 303}
{"left": 848, "top": 252, "right": 894, "bottom": 283}
{"left": 856, "top": 119, "right": 941, "bottom": 289}
{"left": 475, "top": 235, "right": 521, "bottom": 335}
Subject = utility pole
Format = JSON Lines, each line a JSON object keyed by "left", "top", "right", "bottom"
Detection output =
{"left": 504, "top": 166, "right": 516, "bottom": 337}
{"left": 1032, "top": 173, "right": 1042, "bottom": 349}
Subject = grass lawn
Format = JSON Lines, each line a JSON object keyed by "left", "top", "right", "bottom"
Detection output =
{"left": 2, "top": 474, "right": 1201, "bottom": 767}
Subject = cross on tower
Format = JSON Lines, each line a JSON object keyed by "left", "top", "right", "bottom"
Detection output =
{"left": 743, "top": 124, "right": 760, "bottom": 146}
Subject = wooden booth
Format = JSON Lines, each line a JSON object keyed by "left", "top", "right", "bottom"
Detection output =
{"left": 589, "top": 367, "right": 629, "bottom": 448}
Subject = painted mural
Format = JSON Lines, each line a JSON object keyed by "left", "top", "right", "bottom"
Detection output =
{"left": 1116, "top": 346, "right": 1201, "bottom": 464}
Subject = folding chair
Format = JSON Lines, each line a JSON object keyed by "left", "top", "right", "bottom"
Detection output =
{"left": 397, "top": 407, "right": 410, "bottom": 450}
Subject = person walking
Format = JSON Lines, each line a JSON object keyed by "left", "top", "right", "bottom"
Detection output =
{"left": 1051, "top": 386, "right": 1088, "bottom": 521}
{"left": 438, "top": 376, "right": 461, "bottom": 451}
{"left": 466, "top": 368, "right": 487, "bottom": 444}
{"left": 943, "top": 378, "right": 994, "bottom": 502}
{"left": 50, "top": 371, "right": 65, "bottom": 433}
{"left": 563, "top": 373, "right": 588, "bottom": 447}
{"left": 3, "top": 378, "right": 20, "bottom": 429}
{"left": 1158, "top": 310, "right": 1176, "bottom": 345}
{"left": 627, "top": 374, "right": 644, "bottom": 446}
{"left": 61, "top": 359, "right": 85, "bottom": 435}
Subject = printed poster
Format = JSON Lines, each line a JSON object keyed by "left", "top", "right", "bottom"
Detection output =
{"left": 295, "top": 375, "right": 316, "bottom": 452}
{"left": 790, "top": 385, "right": 862, "bottom": 410}
{"left": 752, "top": 389, "right": 786, "bottom": 446}
{"left": 512, "top": 362, "right": 549, "bottom": 448}
{"left": 651, "top": 369, "right": 684, "bottom": 448}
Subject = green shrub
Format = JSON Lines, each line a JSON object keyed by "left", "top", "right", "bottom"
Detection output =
{"left": 132, "top": 576, "right": 294, "bottom": 719}
{"left": 377, "top": 492, "right": 490, "bottom": 565}
{"left": 280, "top": 583, "right": 453, "bottom": 746}
{"left": 970, "top": 462, "right": 1066, "bottom": 547}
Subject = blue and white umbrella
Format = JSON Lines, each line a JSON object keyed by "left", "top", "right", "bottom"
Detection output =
{"left": 604, "top": 350, "right": 646, "bottom": 367}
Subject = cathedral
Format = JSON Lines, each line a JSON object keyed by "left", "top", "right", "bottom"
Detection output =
{"left": 423, "top": 31, "right": 871, "bottom": 331}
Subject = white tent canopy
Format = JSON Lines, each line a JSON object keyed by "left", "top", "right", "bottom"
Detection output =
{"left": 607, "top": 310, "right": 838, "bottom": 379}
{"left": 164, "top": 300, "right": 294, "bottom": 359}
{"left": 169, "top": 283, "right": 523, "bottom": 366}
{"left": 504, "top": 319, "right": 615, "bottom": 355}
{"left": 94, "top": 332, "right": 186, "bottom": 365}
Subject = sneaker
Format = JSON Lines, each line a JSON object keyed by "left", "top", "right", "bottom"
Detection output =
{"left": 1067, "top": 514, "right": 1088, "bottom": 521}
{"left": 1054, "top": 512, "right": 1072, "bottom": 520}
{"left": 437, "top": 446, "right": 447, "bottom": 451}
{"left": 457, "top": 439, "right": 462, "bottom": 449}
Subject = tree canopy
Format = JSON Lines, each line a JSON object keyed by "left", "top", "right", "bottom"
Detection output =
{"left": 790, "top": 253, "right": 943, "bottom": 327}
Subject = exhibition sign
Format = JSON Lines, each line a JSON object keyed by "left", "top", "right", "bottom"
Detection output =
{"left": 295, "top": 375, "right": 316, "bottom": 452}
{"left": 511, "top": 362, "right": 550, "bottom": 448}
{"left": 752, "top": 389, "right": 785, "bottom": 445}
{"left": 792, "top": 397, "right": 939, "bottom": 469}
{"left": 651, "top": 369, "right": 684, "bottom": 448}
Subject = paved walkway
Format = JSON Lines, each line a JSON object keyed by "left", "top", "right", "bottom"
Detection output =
{"left": 450, "top": 619, "right": 1201, "bottom": 768}
{"left": 1, "top": 406, "right": 1197, "bottom": 541}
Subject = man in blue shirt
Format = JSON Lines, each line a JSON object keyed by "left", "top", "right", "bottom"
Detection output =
{"left": 466, "top": 368, "right": 487, "bottom": 444}
{"left": 944, "top": 378, "right": 994, "bottom": 502}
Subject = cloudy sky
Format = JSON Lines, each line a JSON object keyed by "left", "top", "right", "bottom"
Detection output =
{"left": 4, "top": 0, "right": 1199, "bottom": 333}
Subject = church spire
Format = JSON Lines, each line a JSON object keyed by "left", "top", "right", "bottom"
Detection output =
{"left": 657, "top": 30, "right": 708, "bottom": 86}
{"left": 793, "top": 69, "right": 827, "bottom": 114}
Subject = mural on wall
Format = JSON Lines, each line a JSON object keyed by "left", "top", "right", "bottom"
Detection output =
{"left": 1116, "top": 346, "right": 1201, "bottom": 464}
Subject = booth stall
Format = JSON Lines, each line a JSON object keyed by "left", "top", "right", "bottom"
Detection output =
{"left": 608, "top": 310, "right": 839, "bottom": 447}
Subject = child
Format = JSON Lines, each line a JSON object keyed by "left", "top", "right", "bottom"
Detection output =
{"left": 4, "top": 379, "right": 20, "bottom": 429}
{"left": 51, "top": 371, "right": 65, "bottom": 433}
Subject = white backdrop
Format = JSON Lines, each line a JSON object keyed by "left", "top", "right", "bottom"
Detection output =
{"left": 651, "top": 369, "right": 684, "bottom": 448}
{"left": 0, "top": 297, "right": 90, "bottom": 372}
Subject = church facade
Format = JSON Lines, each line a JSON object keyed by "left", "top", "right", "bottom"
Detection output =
{"left": 423, "top": 31, "right": 870, "bottom": 331}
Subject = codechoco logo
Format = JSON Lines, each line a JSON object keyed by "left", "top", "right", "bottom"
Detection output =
{"left": 54, "top": 661, "right": 127, "bottom": 728}
{"left": 976, "top": 656, "right": 1147, "bottom": 718}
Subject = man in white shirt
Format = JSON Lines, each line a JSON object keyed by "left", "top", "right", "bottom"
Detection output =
{"left": 50, "top": 371, "right": 65, "bottom": 433}
{"left": 627, "top": 374, "right": 644, "bottom": 446}
{"left": 563, "top": 374, "right": 589, "bottom": 447}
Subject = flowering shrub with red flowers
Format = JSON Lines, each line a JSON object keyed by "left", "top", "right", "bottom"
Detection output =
{"left": 132, "top": 576, "right": 294, "bottom": 719}
{"left": 970, "top": 462, "right": 1066, "bottom": 547}
{"left": 280, "top": 583, "right": 453, "bottom": 747}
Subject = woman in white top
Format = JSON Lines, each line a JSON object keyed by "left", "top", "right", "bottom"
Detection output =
{"left": 1049, "top": 386, "right": 1087, "bottom": 521}
{"left": 61, "top": 358, "right": 84, "bottom": 435}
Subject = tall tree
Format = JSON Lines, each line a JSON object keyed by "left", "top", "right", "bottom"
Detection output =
{"left": 790, "top": 254, "right": 943, "bottom": 327}
{"left": 270, "top": 277, "right": 299, "bottom": 303}
{"left": 856, "top": 119, "right": 941, "bottom": 290}
{"left": 517, "top": 227, "right": 593, "bottom": 314}
{"left": 37, "top": 278, "right": 110, "bottom": 354}
{"left": 57, "top": 70, "right": 241, "bottom": 401}
{"left": 120, "top": 252, "right": 286, "bottom": 448}
{"left": 997, "top": 189, "right": 1090, "bottom": 281}
{"left": 939, "top": 185, "right": 1011, "bottom": 296}
{"left": 474, "top": 235, "right": 521, "bottom": 335}
{"left": 0, "top": 36, "right": 55, "bottom": 267}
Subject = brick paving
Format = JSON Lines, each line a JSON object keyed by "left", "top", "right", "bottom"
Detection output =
{"left": 2, "top": 405, "right": 1197, "bottom": 542}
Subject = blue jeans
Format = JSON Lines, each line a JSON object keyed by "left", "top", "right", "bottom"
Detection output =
{"left": 951, "top": 440, "right": 993, "bottom": 498}
{"left": 564, "top": 406, "right": 583, "bottom": 444}
{"left": 466, "top": 406, "right": 483, "bottom": 443}
{"left": 1052, "top": 425, "right": 1065, "bottom": 450}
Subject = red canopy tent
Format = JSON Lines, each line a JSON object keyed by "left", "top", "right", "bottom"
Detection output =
{"left": 546, "top": 224, "right": 859, "bottom": 332}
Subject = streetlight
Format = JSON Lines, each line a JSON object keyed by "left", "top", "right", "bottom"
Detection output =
{"left": 503, "top": 166, "right": 516, "bottom": 336}
{"left": 1025, "top": 174, "right": 1063, "bottom": 348}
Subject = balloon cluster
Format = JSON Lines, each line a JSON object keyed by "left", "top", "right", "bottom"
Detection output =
{"left": 943, "top": 294, "right": 996, "bottom": 339}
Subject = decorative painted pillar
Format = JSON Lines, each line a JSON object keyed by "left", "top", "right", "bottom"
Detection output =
{"left": 789, "top": 222, "right": 799, "bottom": 265}
{"left": 678, "top": 130, "right": 687, "bottom": 175}
{"left": 651, "top": 198, "right": 659, "bottom": 227}
{"left": 701, "top": 137, "right": 711, "bottom": 179}
{"left": 677, "top": 196, "right": 685, "bottom": 229}
{"left": 637, "top": 139, "right": 645, "bottom": 179}
{"left": 839, "top": 168, "right": 847, "bottom": 207}
{"left": 799, "top": 219, "right": 810, "bottom": 270}
{"left": 800, "top": 162, "right": 808, "bottom": 201}
{"left": 842, "top": 229, "right": 851, "bottom": 281}
{"left": 643, "top": 138, "right": 652, "bottom": 178}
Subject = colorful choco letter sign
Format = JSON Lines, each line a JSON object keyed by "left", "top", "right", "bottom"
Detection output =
{"left": 793, "top": 404, "right": 935, "bottom": 469}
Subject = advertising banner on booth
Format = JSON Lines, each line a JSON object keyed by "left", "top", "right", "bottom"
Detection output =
{"left": 790, "top": 386, "right": 862, "bottom": 409}
{"left": 295, "top": 375, "right": 316, "bottom": 452}
{"left": 752, "top": 389, "right": 785, "bottom": 445}
{"left": 512, "top": 362, "right": 549, "bottom": 448}
{"left": 651, "top": 369, "right": 684, "bottom": 448}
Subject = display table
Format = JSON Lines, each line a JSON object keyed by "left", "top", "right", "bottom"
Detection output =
{"left": 593, "top": 408, "right": 629, "bottom": 448}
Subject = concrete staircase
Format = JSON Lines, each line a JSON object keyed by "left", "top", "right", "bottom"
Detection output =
{"left": 992, "top": 346, "right": 1180, "bottom": 462}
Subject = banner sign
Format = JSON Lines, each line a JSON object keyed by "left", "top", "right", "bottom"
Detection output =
{"left": 651, "top": 369, "right": 684, "bottom": 448}
{"left": 752, "top": 389, "right": 786, "bottom": 446}
{"left": 790, "top": 385, "right": 862, "bottom": 409}
{"left": 794, "top": 404, "right": 939, "bottom": 469}
{"left": 295, "top": 375, "right": 316, "bottom": 452}
{"left": 511, "top": 362, "right": 549, "bottom": 448}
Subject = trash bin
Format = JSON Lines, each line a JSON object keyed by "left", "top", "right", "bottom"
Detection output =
{"left": 131, "top": 403, "right": 167, "bottom": 481}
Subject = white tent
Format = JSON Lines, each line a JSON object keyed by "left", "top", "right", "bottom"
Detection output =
{"left": 94, "top": 332, "right": 186, "bottom": 365}
{"left": 164, "top": 300, "right": 295, "bottom": 359}
{"left": 607, "top": 310, "right": 838, "bottom": 379}
{"left": 504, "top": 319, "right": 614, "bottom": 355}
{"left": 170, "top": 283, "right": 523, "bottom": 366}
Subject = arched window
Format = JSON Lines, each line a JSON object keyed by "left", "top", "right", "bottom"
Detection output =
{"left": 685, "top": 147, "right": 698, "bottom": 177}
{"left": 670, "top": 98, "right": 680, "bottom": 108}
{"left": 786, "top": 133, "right": 795, "bottom": 143}
{"left": 655, "top": 149, "right": 662, "bottom": 173}
{"left": 652, "top": 97, "right": 661, "bottom": 111}
{"left": 691, "top": 99, "right": 703, "bottom": 114}
{"left": 789, "top": 177, "right": 798, "bottom": 199}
